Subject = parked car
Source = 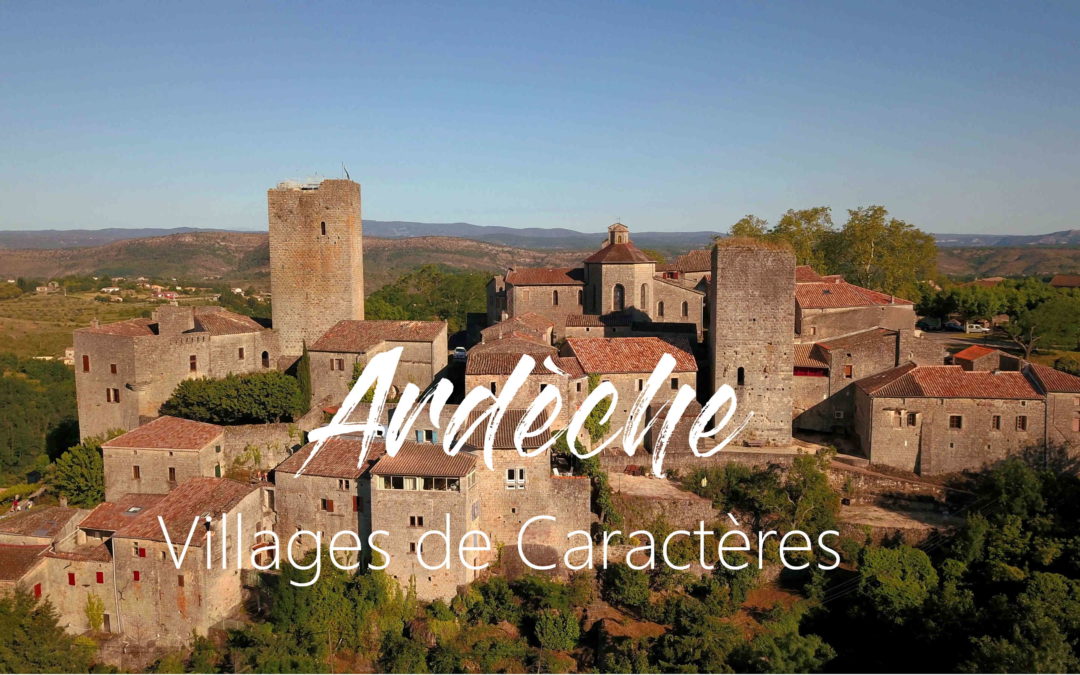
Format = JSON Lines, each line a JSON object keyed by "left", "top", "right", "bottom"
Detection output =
{"left": 916, "top": 318, "right": 941, "bottom": 331}
{"left": 965, "top": 323, "right": 991, "bottom": 334}
{"left": 944, "top": 320, "right": 965, "bottom": 332}
{"left": 452, "top": 346, "right": 468, "bottom": 362}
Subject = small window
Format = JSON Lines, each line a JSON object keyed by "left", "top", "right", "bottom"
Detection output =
{"left": 189, "top": 355, "right": 197, "bottom": 372}
{"left": 178, "top": 574, "right": 185, "bottom": 588}
{"left": 238, "top": 347, "right": 245, "bottom": 360}
{"left": 906, "top": 412, "right": 917, "bottom": 427}
{"left": 138, "top": 547, "right": 146, "bottom": 558}
{"left": 637, "top": 379, "right": 644, "bottom": 392}
{"left": 322, "top": 498, "right": 334, "bottom": 512}
{"left": 737, "top": 367, "right": 745, "bottom": 386}
{"left": 96, "top": 571, "right": 104, "bottom": 584}
{"left": 82, "top": 355, "right": 90, "bottom": 372}
{"left": 670, "top": 377, "right": 678, "bottom": 390}
{"left": 409, "top": 516, "right": 424, "bottom": 527}
{"left": 657, "top": 301, "right": 665, "bottom": 317}
{"left": 843, "top": 365, "right": 854, "bottom": 379}
{"left": 320, "top": 221, "right": 327, "bottom": 235}
{"left": 810, "top": 326, "right": 817, "bottom": 336}
{"left": 1072, "top": 417, "right": 1080, "bottom": 433}
{"left": 834, "top": 411, "right": 845, "bottom": 419}
{"left": 132, "top": 542, "right": 140, "bottom": 556}
{"left": 490, "top": 381, "right": 497, "bottom": 394}
{"left": 68, "top": 572, "right": 76, "bottom": 586}
{"left": 409, "top": 542, "right": 417, "bottom": 553}
{"left": 262, "top": 351, "right": 270, "bottom": 368}
{"left": 110, "top": 363, "right": 117, "bottom": 374}
{"left": 214, "top": 464, "right": 221, "bottom": 478}
{"left": 505, "top": 468, "right": 525, "bottom": 490}
{"left": 338, "top": 479, "right": 350, "bottom": 490}
{"left": 552, "top": 290, "right": 559, "bottom": 306}
{"left": 106, "top": 387, "right": 121, "bottom": 403}
{"left": 681, "top": 301, "right": 689, "bottom": 318}
{"left": 949, "top": 415, "right": 963, "bottom": 430}
{"left": 576, "top": 382, "right": 582, "bottom": 392}
{"left": 168, "top": 467, "right": 176, "bottom": 483}
{"left": 132, "top": 465, "right": 141, "bottom": 480}
{"left": 1016, "top": 415, "right": 1028, "bottom": 431}
{"left": 991, "top": 415, "right": 1001, "bottom": 431}
{"left": 133, "top": 571, "right": 140, "bottom": 582}
{"left": 577, "top": 289, "right": 583, "bottom": 305}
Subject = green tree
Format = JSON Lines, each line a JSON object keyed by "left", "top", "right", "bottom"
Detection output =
{"left": 769, "top": 206, "right": 835, "bottom": 271}
{"left": 583, "top": 374, "right": 611, "bottom": 443}
{"left": 160, "top": 371, "right": 306, "bottom": 424}
{"left": 729, "top": 214, "right": 769, "bottom": 239}
{"left": 603, "top": 563, "right": 651, "bottom": 612}
{"left": 0, "top": 588, "right": 95, "bottom": 672}
{"left": 855, "top": 545, "right": 938, "bottom": 624}
{"left": 51, "top": 431, "right": 120, "bottom": 508}
{"left": 84, "top": 592, "right": 105, "bottom": 632}
{"left": 296, "top": 342, "right": 312, "bottom": 407}
{"left": 533, "top": 609, "right": 580, "bottom": 651}
{"left": 831, "top": 205, "right": 937, "bottom": 298}
{"left": 1004, "top": 296, "right": 1080, "bottom": 358}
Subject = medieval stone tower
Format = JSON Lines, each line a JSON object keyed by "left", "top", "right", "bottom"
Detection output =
{"left": 268, "top": 178, "right": 364, "bottom": 356}
{"left": 709, "top": 242, "right": 795, "bottom": 445}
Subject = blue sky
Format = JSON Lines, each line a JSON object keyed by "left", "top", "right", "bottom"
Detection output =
{"left": 1, "top": 1, "right": 1077, "bottom": 234}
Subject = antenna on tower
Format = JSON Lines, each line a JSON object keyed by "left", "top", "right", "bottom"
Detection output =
{"left": 342, "top": 163, "right": 350, "bottom": 181}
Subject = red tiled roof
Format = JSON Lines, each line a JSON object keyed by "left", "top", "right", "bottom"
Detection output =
{"left": 652, "top": 275, "right": 705, "bottom": 294}
{"left": 275, "top": 438, "right": 392, "bottom": 479}
{"left": 818, "top": 328, "right": 895, "bottom": 351}
{"left": 857, "top": 364, "right": 1042, "bottom": 400}
{"left": 952, "top": 345, "right": 998, "bottom": 361}
{"left": 113, "top": 478, "right": 257, "bottom": 545}
{"left": 795, "top": 265, "right": 824, "bottom": 283}
{"left": 192, "top": 308, "right": 265, "bottom": 335}
{"left": 462, "top": 409, "right": 555, "bottom": 450}
{"left": 554, "top": 356, "right": 586, "bottom": 379}
{"left": 1050, "top": 274, "right": 1080, "bottom": 288}
{"left": 103, "top": 416, "right": 223, "bottom": 450}
{"left": 80, "top": 494, "right": 167, "bottom": 532}
{"left": 566, "top": 336, "right": 697, "bottom": 374}
{"left": 0, "top": 506, "right": 79, "bottom": 539}
{"left": 509, "top": 312, "right": 555, "bottom": 332}
{"left": 78, "top": 317, "right": 157, "bottom": 337}
{"left": 45, "top": 544, "right": 112, "bottom": 563}
{"left": 794, "top": 343, "right": 828, "bottom": 369}
{"left": 371, "top": 444, "right": 477, "bottom": 478}
{"left": 0, "top": 544, "right": 47, "bottom": 581}
{"left": 666, "top": 249, "right": 712, "bottom": 273}
{"left": 480, "top": 314, "right": 553, "bottom": 343}
{"left": 466, "top": 352, "right": 561, "bottom": 376}
{"left": 796, "top": 281, "right": 913, "bottom": 309}
{"left": 505, "top": 267, "right": 585, "bottom": 286}
{"left": 1027, "top": 363, "right": 1080, "bottom": 393}
{"left": 564, "top": 314, "right": 631, "bottom": 328}
{"left": 311, "top": 320, "right": 446, "bottom": 353}
{"left": 469, "top": 337, "right": 557, "bottom": 356}
{"left": 583, "top": 242, "right": 656, "bottom": 265}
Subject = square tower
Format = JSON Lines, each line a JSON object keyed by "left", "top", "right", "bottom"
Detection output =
{"left": 709, "top": 242, "right": 795, "bottom": 445}
{"left": 268, "top": 179, "right": 364, "bottom": 356}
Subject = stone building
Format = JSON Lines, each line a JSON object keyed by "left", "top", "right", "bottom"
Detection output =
{"left": 101, "top": 416, "right": 227, "bottom": 501}
{"left": 793, "top": 266, "right": 916, "bottom": 342}
{"left": 709, "top": 242, "right": 795, "bottom": 446}
{"left": 74, "top": 306, "right": 278, "bottom": 439}
{"left": 307, "top": 319, "right": 448, "bottom": 406}
{"left": 487, "top": 223, "right": 706, "bottom": 339}
{"left": 952, "top": 345, "right": 1019, "bottom": 372}
{"left": 853, "top": 362, "right": 1080, "bottom": 474}
{"left": 269, "top": 179, "right": 364, "bottom": 356}
{"left": 479, "top": 313, "right": 554, "bottom": 346}
{"left": 465, "top": 352, "right": 587, "bottom": 425}
{"left": 563, "top": 336, "right": 698, "bottom": 433}
{"left": 110, "top": 477, "right": 271, "bottom": 647}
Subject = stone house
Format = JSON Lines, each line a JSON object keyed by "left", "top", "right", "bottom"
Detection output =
{"left": 952, "top": 345, "right": 1019, "bottom": 372}
{"left": 464, "top": 352, "right": 587, "bottom": 425}
{"left": 0, "top": 506, "right": 83, "bottom": 546}
{"left": 1025, "top": 363, "right": 1080, "bottom": 446}
{"left": 479, "top": 313, "right": 554, "bottom": 346}
{"left": 74, "top": 305, "right": 279, "bottom": 439}
{"left": 101, "top": 416, "right": 227, "bottom": 501}
{"left": 793, "top": 266, "right": 916, "bottom": 342}
{"left": 308, "top": 319, "right": 448, "bottom": 407}
{"left": 0, "top": 544, "right": 48, "bottom": 597}
{"left": 110, "top": 477, "right": 271, "bottom": 647}
{"left": 563, "top": 336, "right": 697, "bottom": 434}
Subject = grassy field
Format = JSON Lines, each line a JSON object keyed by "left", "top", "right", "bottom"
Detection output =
{"left": 0, "top": 293, "right": 217, "bottom": 357}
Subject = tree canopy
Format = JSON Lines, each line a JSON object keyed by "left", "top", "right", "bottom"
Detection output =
{"left": 159, "top": 371, "right": 307, "bottom": 424}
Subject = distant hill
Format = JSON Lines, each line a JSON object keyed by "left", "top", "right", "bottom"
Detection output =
{"left": 932, "top": 229, "right": 1080, "bottom": 247}
{"left": 937, "top": 246, "right": 1080, "bottom": 278}
{"left": 0, "top": 231, "right": 588, "bottom": 292}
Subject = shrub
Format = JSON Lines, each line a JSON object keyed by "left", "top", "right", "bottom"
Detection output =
{"left": 160, "top": 371, "right": 306, "bottom": 424}
{"left": 534, "top": 609, "right": 580, "bottom": 651}
{"left": 602, "top": 563, "right": 651, "bottom": 612}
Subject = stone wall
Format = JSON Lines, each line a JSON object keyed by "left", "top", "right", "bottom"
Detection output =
{"left": 268, "top": 179, "right": 364, "bottom": 356}
{"left": 796, "top": 305, "right": 915, "bottom": 342}
{"left": 506, "top": 284, "right": 584, "bottom": 338}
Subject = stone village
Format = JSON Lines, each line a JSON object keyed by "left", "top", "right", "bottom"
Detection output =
{"left": 1, "top": 178, "right": 1078, "bottom": 653}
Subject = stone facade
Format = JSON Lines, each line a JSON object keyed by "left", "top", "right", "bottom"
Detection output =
{"left": 709, "top": 243, "right": 795, "bottom": 446}
{"left": 269, "top": 179, "right": 364, "bottom": 356}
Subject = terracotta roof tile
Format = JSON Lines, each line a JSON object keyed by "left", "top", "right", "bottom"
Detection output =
{"left": 505, "top": 267, "right": 585, "bottom": 286}
{"left": 652, "top": 276, "right": 705, "bottom": 294}
{"left": 583, "top": 242, "right": 656, "bottom": 264}
{"left": 192, "top": 308, "right": 265, "bottom": 335}
{"left": 554, "top": 356, "right": 586, "bottom": 379}
{"left": 78, "top": 317, "right": 157, "bottom": 337}
{"left": 311, "top": 320, "right": 446, "bottom": 353}
{"left": 275, "top": 438, "right": 391, "bottom": 479}
{"left": 103, "top": 416, "right": 223, "bottom": 450}
{"left": 45, "top": 544, "right": 112, "bottom": 563}
{"left": 461, "top": 409, "right": 555, "bottom": 450}
{"left": 667, "top": 249, "right": 712, "bottom": 273}
{"left": 371, "top": 445, "right": 477, "bottom": 478}
{"left": 80, "top": 494, "right": 167, "bottom": 532}
{"left": 1050, "top": 274, "right": 1080, "bottom": 288}
{"left": 818, "top": 328, "right": 895, "bottom": 351}
{"left": 1027, "top": 363, "right": 1080, "bottom": 393}
{"left": 113, "top": 478, "right": 257, "bottom": 545}
{"left": 0, "top": 506, "right": 80, "bottom": 540}
{"left": 564, "top": 314, "right": 631, "bottom": 328}
{"left": 469, "top": 338, "right": 557, "bottom": 356}
{"left": 466, "top": 352, "right": 561, "bottom": 376}
{"left": 952, "top": 345, "right": 999, "bottom": 361}
{"left": 796, "top": 281, "right": 913, "bottom": 309}
{"left": 794, "top": 343, "right": 828, "bottom": 369}
{"left": 0, "top": 544, "right": 47, "bottom": 581}
{"left": 795, "top": 266, "right": 824, "bottom": 283}
{"left": 857, "top": 364, "right": 1043, "bottom": 400}
{"left": 566, "top": 336, "right": 697, "bottom": 374}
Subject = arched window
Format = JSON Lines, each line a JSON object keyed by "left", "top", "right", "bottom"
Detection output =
{"left": 577, "top": 289, "right": 583, "bottom": 305}
{"left": 737, "top": 367, "right": 745, "bottom": 386}
{"left": 657, "top": 301, "right": 665, "bottom": 317}
{"left": 552, "top": 290, "right": 559, "bottom": 306}
{"left": 682, "top": 301, "right": 689, "bottom": 317}
{"left": 613, "top": 284, "right": 625, "bottom": 311}
{"left": 262, "top": 351, "right": 270, "bottom": 368}
{"left": 640, "top": 283, "right": 647, "bottom": 308}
